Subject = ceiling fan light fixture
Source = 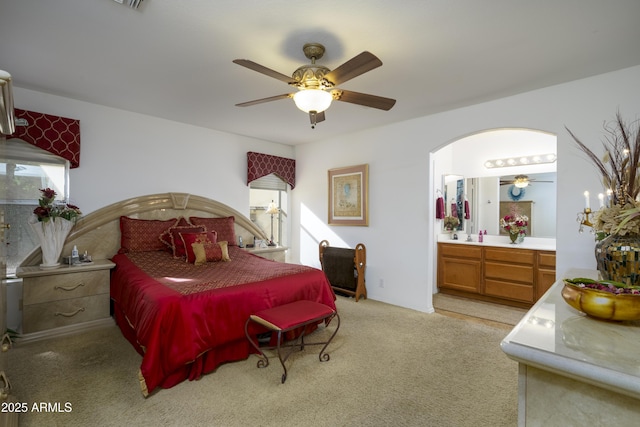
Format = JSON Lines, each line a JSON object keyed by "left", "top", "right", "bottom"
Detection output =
{"left": 293, "top": 89, "right": 332, "bottom": 113}
{"left": 514, "top": 175, "right": 529, "bottom": 188}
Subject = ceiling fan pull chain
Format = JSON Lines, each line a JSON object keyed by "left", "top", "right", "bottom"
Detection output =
{"left": 310, "top": 111, "right": 318, "bottom": 129}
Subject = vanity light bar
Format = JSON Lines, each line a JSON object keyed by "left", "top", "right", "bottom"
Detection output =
{"left": 484, "top": 153, "right": 556, "bottom": 169}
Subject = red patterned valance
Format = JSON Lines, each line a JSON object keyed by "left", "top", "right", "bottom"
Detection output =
{"left": 247, "top": 152, "right": 296, "bottom": 189}
{"left": 10, "top": 108, "right": 81, "bottom": 168}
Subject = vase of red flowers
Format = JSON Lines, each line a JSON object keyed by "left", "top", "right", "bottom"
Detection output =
{"left": 29, "top": 188, "right": 81, "bottom": 269}
{"left": 500, "top": 212, "right": 528, "bottom": 244}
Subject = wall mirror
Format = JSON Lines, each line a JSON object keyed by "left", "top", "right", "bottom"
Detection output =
{"left": 443, "top": 174, "right": 465, "bottom": 231}
{"left": 466, "top": 171, "right": 556, "bottom": 237}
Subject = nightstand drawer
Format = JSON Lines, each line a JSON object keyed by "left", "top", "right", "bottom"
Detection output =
{"left": 22, "top": 294, "right": 110, "bottom": 334}
{"left": 23, "top": 269, "right": 109, "bottom": 305}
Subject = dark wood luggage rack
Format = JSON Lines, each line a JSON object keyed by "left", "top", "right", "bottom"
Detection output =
{"left": 319, "top": 240, "right": 367, "bottom": 302}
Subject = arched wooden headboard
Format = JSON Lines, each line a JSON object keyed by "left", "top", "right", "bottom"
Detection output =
{"left": 20, "top": 193, "right": 269, "bottom": 267}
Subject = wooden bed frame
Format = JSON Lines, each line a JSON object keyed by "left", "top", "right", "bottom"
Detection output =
{"left": 20, "top": 192, "right": 269, "bottom": 268}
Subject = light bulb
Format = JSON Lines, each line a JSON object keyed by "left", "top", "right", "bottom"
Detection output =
{"left": 293, "top": 89, "right": 332, "bottom": 113}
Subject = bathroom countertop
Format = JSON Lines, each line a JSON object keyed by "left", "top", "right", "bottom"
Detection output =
{"left": 437, "top": 234, "right": 556, "bottom": 251}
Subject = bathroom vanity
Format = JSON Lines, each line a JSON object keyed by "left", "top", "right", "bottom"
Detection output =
{"left": 437, "top": 235, "right": 556, "bottom": 307}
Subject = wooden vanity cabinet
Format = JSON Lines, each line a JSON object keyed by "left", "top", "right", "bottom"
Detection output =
{"left": 437, "top": 243, "right": 556, "bottom": 307}
{"left": 535, "top": 251, "right": 557, "bottom": 300}
{"left": 484, "top": 247, "right": 535, "bottom": 303}
{"left": 437, "top": 244, "right": 482, "bottom": 294}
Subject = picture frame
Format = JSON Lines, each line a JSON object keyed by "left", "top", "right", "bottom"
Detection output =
{"left": 328, "top": 164, "right": 369, "bottom": 226}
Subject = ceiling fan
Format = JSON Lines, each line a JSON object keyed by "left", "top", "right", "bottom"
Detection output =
{"left": 500, "top": 175, "right": 554, "bottom": 188}
{"left": 233, "top": 43, "right": 396, "bottom": 128}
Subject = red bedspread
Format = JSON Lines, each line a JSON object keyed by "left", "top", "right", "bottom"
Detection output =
{"left": 110, "top": 247, "right": 336, "bottom": 396}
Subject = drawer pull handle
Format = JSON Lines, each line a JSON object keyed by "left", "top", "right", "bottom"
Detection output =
{"left": 54, "top": 283, "right": 85, "bottom": 292}
{"left": 55, "top": 307, "right": 85, "bottom": 317}
{"left": 1, "top": 334, "right": 11, "bottom": 352}
{"left": 0, "top": 371, "right": 11, "bottom": 400}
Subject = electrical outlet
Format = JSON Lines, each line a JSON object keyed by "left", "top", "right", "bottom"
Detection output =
{"left": 379, "top": 279, "right": 384, "bottom": 288}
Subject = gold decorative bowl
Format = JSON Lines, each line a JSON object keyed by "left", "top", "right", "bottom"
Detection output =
{"left": 562, "top": 281, "right": 640, "bottom": 321}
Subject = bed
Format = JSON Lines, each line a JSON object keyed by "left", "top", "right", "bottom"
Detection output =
{"left": 20, "top": 193, "right": 337, "bottom": 396}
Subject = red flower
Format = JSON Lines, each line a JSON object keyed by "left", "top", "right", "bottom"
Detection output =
{"left": 33, "top": 188, "right": 82, "bottom": 222}
{"left": 41, "top": 187, "right": 56, "bottom": 198}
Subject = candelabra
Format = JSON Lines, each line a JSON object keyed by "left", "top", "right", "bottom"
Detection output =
{"left": 576, "top": 208, "right": 595, "bottom": 234}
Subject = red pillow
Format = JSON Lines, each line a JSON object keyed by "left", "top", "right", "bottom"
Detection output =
{"left": 165, "top": 225, "right": 206, "bottom": 258}
{"left": 159, "top": 217, "right": 191, "bottom": 250}
{"left": 189, "top": 216, "right": 237, "bottom": 246}
{"left": 119, "top": 216, "right": 179, "bottom": 253}
{"left": 180, "top": 231, "right": 218, "bottom": 263}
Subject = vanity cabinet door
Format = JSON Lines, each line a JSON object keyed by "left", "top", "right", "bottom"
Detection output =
{"left": 535, "top": 251, "right": 556, "bottom": 300}
{"left": 437, "top": 244, "right": 482, "bottom": 294}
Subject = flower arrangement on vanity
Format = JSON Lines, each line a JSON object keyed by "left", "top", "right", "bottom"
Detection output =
{"left": 442, "top": 215, "right": 460, "bottom": 231}
{"left": 500, "top": 212, "right": 529, "bottom": 244}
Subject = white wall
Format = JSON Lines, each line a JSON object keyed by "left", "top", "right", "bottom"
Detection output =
{"left": 292, "top": 65, "right": 640, "bottom": 313}
{"left": 13, "top": 88, "right": 294, "bottom": 216}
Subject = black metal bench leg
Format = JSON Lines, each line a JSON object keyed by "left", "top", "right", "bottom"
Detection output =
{"left": 319, "top": 313, "right": 340, "bottom": 362}
{"left": 275, "top": 330, "right": 288, "bottom": 383}
{"left": 245, "top": 318, "right": 269, "bottom": 368}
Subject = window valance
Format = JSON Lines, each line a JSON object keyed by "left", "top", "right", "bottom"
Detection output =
{"left": 247, "top": 151, "right": 295, "bottom": 189}
{"left": 10, "top": 108, "right": 81, "bottom": 168}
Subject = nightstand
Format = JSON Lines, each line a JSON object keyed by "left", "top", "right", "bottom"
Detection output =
{"left": 243, "top": 246, "right": 288, "bottom": 262}
{"left": 16, "top": 259, "right": 115, "bottom": 340}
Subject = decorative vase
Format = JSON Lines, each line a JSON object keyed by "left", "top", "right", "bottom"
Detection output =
{"left": 29, "top": 217, "right": 74, "bottom": 269}
{"left": 595, "top": 234, "right": 640, "bottom": 286}
{"left": 509, "top": 232, "right": 524, "bottom": 244}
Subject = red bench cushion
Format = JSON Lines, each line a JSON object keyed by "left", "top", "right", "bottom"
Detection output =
{"left": 250, "top": 300, "right": 335, "bottom": 331}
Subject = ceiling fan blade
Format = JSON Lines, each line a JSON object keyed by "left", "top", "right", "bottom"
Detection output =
{"left": 235, "top": 94, "right": 292, "bottom": 107}
{"left": 323, "top": 52, "right": 382, "bottom": 86}
{"left": 332, "top": 89, "right": 396, "bottom": 111}
{"left": 233, "top": 59, "right": 294, "bottom": 84}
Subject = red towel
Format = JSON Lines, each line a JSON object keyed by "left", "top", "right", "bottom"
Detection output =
{"left": 451, "top": 202, "right": 458, "bottom": 218}
{"left": 436, "top": 197, "right": 445, "bottom": 219}
{"left": 464, "top": 200, "right": 471, "bottom": 219}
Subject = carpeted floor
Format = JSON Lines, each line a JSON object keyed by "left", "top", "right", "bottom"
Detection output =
{"left": 8, "top": 297, "right": 518, "bottom": 426}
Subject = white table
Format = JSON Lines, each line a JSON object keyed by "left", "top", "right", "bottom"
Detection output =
{"left": 501, "top": 268, "right": 640, "bottom": 426}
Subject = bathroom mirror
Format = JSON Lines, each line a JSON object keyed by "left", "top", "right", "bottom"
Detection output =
{"left": 466, "top": 172, "right": 556, "bottom": 237}
{"left": 443, "top": 174, "right": 465, "bottom": 232}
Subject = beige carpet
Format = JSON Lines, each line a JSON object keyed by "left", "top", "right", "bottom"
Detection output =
{"left": 433, "top": 293, "right": 527, "bottom": 326}
{"left": 8, "top": 297, "right": 518, "bottom": 427}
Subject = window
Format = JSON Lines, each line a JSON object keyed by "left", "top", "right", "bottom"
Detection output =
{"left": 249, "top": 174, "right": 288, "bottom": 247}
{"left": 1, "top": 138, "right": 70, "bottom": 276}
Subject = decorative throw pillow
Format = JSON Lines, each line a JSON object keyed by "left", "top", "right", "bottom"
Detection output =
{"left": 159, "top": 217, "right": 191, "bottom": 250}
{"left": 119, "top": 216, "right": 179, "bottom": 253}
{"left": 190, "top": 240, "right": 231, "bottom": 265}
{"left": 189, "top": 216, "right": 237, "bottom": 246}
{"left": 180, "top": 231, "right": 219, "bottom": 263}
{"left": 218, "top": 241, "right": 230, "bottom": 262}
{"left": 165, "top": 225, "right": 206, "bottom": 258}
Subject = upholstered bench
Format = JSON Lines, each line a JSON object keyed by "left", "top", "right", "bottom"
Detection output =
{"left": 244, "top": 300, "right": 340, "bottom": 383}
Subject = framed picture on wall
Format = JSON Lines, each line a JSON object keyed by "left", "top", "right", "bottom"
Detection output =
{"left": 328, "top": 164, "right": 369, "bottom": 226}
